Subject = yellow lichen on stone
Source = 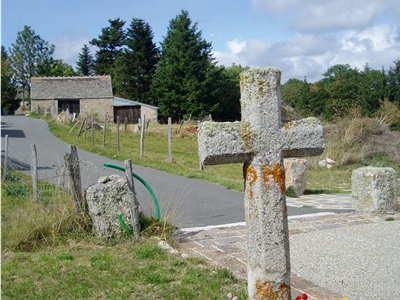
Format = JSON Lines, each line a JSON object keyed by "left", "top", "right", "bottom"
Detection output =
{"left": 254, "top": 278, "right": 291, "bottom": 299}
{"left": 261, "top": 163, "right": 286, "bottom": 193}
{"left": 283, "top": 121, "right": 298, "bottom": 130}
{"left": 246, "top": 166, "right": 257, "bottom": 199}
{"left": 240, "top": 121, "right": 254, "bottom": 151}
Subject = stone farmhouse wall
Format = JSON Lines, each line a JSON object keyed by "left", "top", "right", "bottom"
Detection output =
{"left": 30, "top": 76, "right": 113, "bottom": 119}
{"left": 141, "top": 105, "right": 158, "bottom": 123}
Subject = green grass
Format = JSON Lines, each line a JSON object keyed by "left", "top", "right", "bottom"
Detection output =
{"left": 2, "top": 169, "right": 247, "bottom": 299}
{"left": 47, "top": 117, "right": 399, "bottom": 194}
{"left": 2, "top": 241, "right": 247, "bottom": 299}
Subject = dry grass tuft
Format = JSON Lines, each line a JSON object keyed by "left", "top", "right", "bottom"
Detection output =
{"left": 323, "top": 117, "right": 400, "bottom": 165}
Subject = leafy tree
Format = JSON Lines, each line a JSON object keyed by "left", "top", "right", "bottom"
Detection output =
{"left": 113, "top": 18, "right": 159, "bottom": 103}
{"left": 387, "top": 59, "right": 400, "bottom": 105}
{"left": 358, "top": 64, "right": 387, "bottom": 116}
{"left": 151, "top": 10, "right": 218, "bottom": 121}
{"left": 212, "top": 64, "right": 249, "bottom": 121}
{"left": 47, "top": 59, "right": 78, "bottom": 76}
{"left": 8, "top": 25, "right": 55, "bottom": 92}
{"left": 76, "top": 44, "right": 94, "bottom": 76}
{"left": 1, "top": 46, "right": 19, "bottom": 114}
{"left": 322, "top": 64, "right": 361, "bottom": 120}
{"left": 281, "top": 78, "right": 304, "bottom": 108}
{"left": 90, "top": 18, "right": 126, "bottom": 76}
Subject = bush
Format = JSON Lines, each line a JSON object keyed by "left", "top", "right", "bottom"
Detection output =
{"left": 376, "top": 100, "right": 400, "bottom": 131}
{"left": 324, "top": 117, "right": 400, "bottom": 165}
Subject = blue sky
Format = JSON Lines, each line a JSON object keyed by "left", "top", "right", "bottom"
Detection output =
{"left": 2, "top": 0, "right": 400, "bottom": 82}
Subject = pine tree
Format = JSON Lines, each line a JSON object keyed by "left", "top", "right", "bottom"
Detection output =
{"left": 151, "top": 10, "right": 218, "bottom": 121}
{"left": 113, "top": 18, "right": 159, "bottom": 103}
{"left": 76, "top": 44, "right": 94, "bottom": 76}
{"left": 90, "top": 18, "right": 126, "bottom": 76}
{"left": 1, "top": 46, "right": 19, "bottom": 114}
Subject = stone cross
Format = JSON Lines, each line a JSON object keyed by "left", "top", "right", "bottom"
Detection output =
{"left": 198, "top": 68, "right": 324, "bottom": 299}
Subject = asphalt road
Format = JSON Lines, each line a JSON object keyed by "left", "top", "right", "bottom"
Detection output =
{"left": 1, "top": 114, "right": 348, "bottom": 228}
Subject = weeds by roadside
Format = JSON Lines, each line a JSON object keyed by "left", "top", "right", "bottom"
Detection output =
{"left": 1, "top": 169, "right": 248, "bottom": 299}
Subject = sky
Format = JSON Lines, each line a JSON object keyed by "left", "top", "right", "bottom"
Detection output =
{"left": 2, "top": 0, "right": 400, "bottom": 83}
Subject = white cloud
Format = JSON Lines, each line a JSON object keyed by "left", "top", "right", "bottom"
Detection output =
{"left": 251, "top": 0, "right": 394, "bottom": 33}
{"left": 214, "top": 24, "right": 400, "bottom": 83}
{"left": 227, "top": 39, "right": 247, "bottom": 54}
{"left": 53, "top": 32, "right": 90, "bottom": 67}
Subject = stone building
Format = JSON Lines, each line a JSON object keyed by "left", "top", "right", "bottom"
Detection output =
{"left": 30, "top": 76, "right": 158, "bottom": 123}
{"left": 113, "top": 97, "right": 158, "bottom": 124}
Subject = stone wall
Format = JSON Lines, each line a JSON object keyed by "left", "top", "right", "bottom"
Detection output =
{"left": 31, "top": 98, "right": 114, "bottom": 119}
{"left": 80, "top": 98, "right": 113, "bottom": 119}
{"left": 31, "top": 99, "right": 57, "bottom": 115}
{"left": 141, "top": 106, "right": 158, "bottom": 124}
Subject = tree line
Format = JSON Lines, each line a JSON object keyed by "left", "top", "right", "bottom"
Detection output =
{"left": 2, "top": 9, "right": 399, "bottom": 124}
{"left": 281, "top": 62, "right": 400, "bottom": 122}
{"left": 2, "top": 10, "right": 245, "bottom": 121}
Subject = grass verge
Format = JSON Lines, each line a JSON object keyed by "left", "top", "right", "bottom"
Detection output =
{"left": 1, "top": 169, "right": 247, "bottom": 299}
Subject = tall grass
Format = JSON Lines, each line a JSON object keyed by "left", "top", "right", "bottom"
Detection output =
{"left": 1, "top": 170, "right": 88, "bottom": 251}
{"left": 1, "top": 169, "right": 248, "bottom": 299}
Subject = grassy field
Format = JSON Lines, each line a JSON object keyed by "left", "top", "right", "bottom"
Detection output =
{"left": 1, "top": 170, "right": 247, "bottom": 299}
{"left": 43, "top": 114, "right": 399, "bottom": 195}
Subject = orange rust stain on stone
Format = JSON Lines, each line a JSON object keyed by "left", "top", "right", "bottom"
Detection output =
{"left": 254, "top": 279, "right": 291, "bottom": 300}
{"left": 246, "top": 166, "right": 257, "bottom": 199}
{"left": 261, "top": 163, "right": 286, "bottom": 193}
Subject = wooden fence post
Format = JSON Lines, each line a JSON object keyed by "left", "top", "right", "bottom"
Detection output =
{"left": 116, "top": 116, "right": 120, "bottom": 151}
{"left": 91, "top": 113, "right": 95, "bottom": 143}
{"left": 84, "top": 115, "right": 88, "bottom": 141}
{"left": 140, "top": 115, "right": 145, "bottom": 157}
{"left": 31, "top": 144, "right": 38, "bottom": 201}
{"left": 3, "top": 135, "right": 9, "bottom": 177}
{"left": 64, "top": 145, "right": 83, "bottom": 218}
{"left": 124, "top": 117, "right": 128, "bottom": 132}
{"left": 76, "top": 115, "right": 87, "bottom": 138}
{"left": 168, "top": 117, "right": 172, "bottom": 163}
{"left": 103, "top": 114, "right": 107, "bottom": 147}
{"left": 125, "top": 159, "right": 140, "bottom": 238}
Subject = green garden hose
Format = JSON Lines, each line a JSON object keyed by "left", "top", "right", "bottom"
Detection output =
{"left": 103, "top": 163, "right": 161, "bottom": 220}
{"left": 117, "top": 215, "right": 133, "bottom": 235}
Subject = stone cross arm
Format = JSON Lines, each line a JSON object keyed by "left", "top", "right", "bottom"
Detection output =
{"left": 198, "top": 117, "right": 325, "bottom": 166}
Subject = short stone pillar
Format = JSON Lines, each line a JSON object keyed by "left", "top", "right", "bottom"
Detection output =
{"left": 85, "top": 175, "right": 141, "bottom": 240}
{"left": 351, "top": 167, "right": 399, "bottom": 213}
{"left": 284, "top": 158, "right": 308, "bottom": 196}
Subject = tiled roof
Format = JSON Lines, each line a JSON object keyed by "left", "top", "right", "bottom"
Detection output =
{"left": 30, "top": 76, "right": 113, "bottom": 100}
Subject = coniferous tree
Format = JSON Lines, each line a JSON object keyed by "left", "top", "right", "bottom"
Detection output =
{"left": 113, "top": 18, "right": 159, "bottom": 103}
{"left": 90, "top": 18, "right": 126, "bottom": 76}
{"left": 76, "top": 44, "right": 94, "bottom": 76}
{"left": 1, "top": 46, "right": 19, "bottom": 114}
{"left": 151, "top": 10, "right": 218, "bottom": 121}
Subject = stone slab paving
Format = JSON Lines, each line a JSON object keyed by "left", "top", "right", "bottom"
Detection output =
{"left": 175, "top": 194, "right": 400, "bottom": 299}
{"left": 286, "top": 194, "right": 353, "bottom": 210}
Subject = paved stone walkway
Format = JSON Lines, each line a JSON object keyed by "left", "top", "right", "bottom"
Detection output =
{"left": 175, "top": 194, "right": 400, "bottom": 299}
